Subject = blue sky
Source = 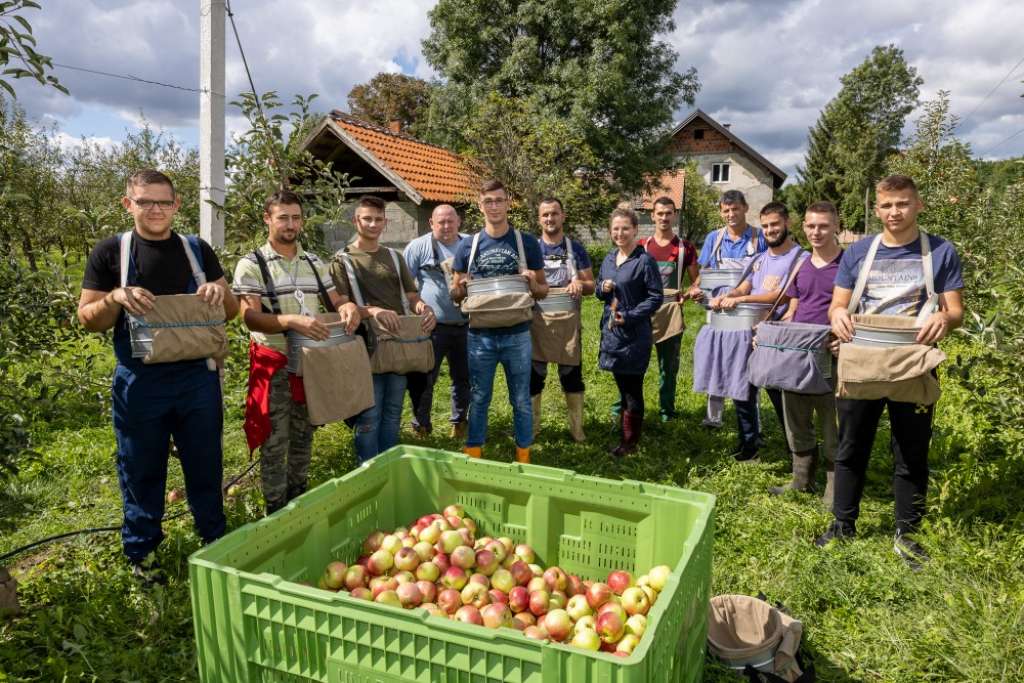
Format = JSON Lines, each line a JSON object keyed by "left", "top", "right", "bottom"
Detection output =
{"left": 14, "top": 0, "right": 1024, "bottom": 179}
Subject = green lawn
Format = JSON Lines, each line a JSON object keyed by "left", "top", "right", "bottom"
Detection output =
{"left": 1, "top": 298, "right": 1022, "bottom": 681}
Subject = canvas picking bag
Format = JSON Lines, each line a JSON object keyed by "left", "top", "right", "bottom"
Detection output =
{"left": 340, "top": 250, "right": 435, "bottom": 375}
{"left": 708, "top": 594, "right": 815, "bottom": 683}
{"left": 462, "top": 230, "right": 536, "bottom": 329}
{"left": 301, "top": 337, "right": 375, "bottom": 425}
{"left": 119, "top": 232, "right": 227, "bottom": 366}
{"left": 645, "top": 236, "right": 688, "bottom": 343}
{"left": 749, "top": 321, "right": 833, "bottom": 394}
{"left": 531, "top": 305, "right": 581, "bottom": 365}
{"left": 836, "top": 233, "right": 944, "bottom": 405}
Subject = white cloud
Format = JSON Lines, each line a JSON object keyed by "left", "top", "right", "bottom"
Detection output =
{"left": 51, "top": 131, "right": 116, "bottom": 153}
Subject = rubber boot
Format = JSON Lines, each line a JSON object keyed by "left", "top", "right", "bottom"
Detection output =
{"left": 463, "top": 446, "right": 482, "bottom": 459}
{"left": 609, "top": 412, "right": 624, "bottom": 454}
{"left": 515, "top": 447, "right": 530, "bottom": 464}
{"left": 613, "top": 411, "right": 643, "bottom": 457}
{"left": 822, "top": 460, "right": 835, "bottom": 509}
{"left": 531, "top": 394, "right": 543, "bottom": 439}
{"left": 768, "top": 449, "right": 818, "bottom": 495}
{"left": 565, "top": 392, "right": 586, "bottom": 443}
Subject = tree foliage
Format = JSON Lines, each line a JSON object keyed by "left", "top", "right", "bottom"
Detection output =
{"left": 422, "top": 0, "right": 700, "bottom": 224}
{"left": 677, "top": 160, "right": 720, "bottom": 242}
{"left": 224, "top": 92, "right": 350, "bottom": 252}
{"left": 795, "top": 45, "right": 922, "bottom": 230}
{"left": 346, "top": 73, "right": 434, "bottom": 138}
{"left": 0, "top": 0, "right": 66, "bottom": 99}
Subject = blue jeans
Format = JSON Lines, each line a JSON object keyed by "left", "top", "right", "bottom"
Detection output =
{"left": 467, "top": 330, "right": 533, "bottom": 448}
{"left": 354, "top": 373, "right": 407, "bottom": 464}
{"left": 734, "top": 384, "right": 761, "bottom": 456}
{"left": 112, "top": 363, "right": 225, "bottom": 562}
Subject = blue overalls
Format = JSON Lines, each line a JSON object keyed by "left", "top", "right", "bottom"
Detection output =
{"left": 112, "top": 234, "right": 225, "bottom": 562}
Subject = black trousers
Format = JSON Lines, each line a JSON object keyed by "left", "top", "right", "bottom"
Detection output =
{"left": 406, "top": 323, "right": 470, "bottom": 430}
{"left": 833, "top": 397, "right": 934, "bottom": 534}
{"left": 529, "top": 361, "right": 585, "bottom": 396}
{"left": 613, "top": 373, "right": 645, "bottom": 416}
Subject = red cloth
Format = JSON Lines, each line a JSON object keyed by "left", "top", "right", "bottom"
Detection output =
{"left": 243, "top": 341, "right": 304, "bottom": 453}
{"left": 643, "top": 235, "right": 697, "bottom": 301}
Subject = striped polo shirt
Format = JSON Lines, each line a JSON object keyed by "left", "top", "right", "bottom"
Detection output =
{"left": 232, "top": 242, "right": 334, "bottom": 352}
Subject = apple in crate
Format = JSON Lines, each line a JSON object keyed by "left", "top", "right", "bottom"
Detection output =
{"left": 513, "top": 611, "right": 535, "bottom": 627}
{"left": 527, "top": 576, "right": 547, "bottom": 593}
{"left": 392, "top": 571, "right": 415, "bottom": 585}
{"left": 349, "top": 587, "right": 372, "bottom": 601}
{"left": 396, "top": 582, "right": 423, "bottom": 608}
{"left": 528, "top": 589, "right": 550, "bottom": 616}
{"left": 421, "top": 603, "right": 445, "bottom": 618}
{"left": 440, "top": 530, "right": 463, "bottom": 554}
{"left": 366, "top": 550, "right": 394, "bottom": 576}
{"left": 599, "top": 601, "right": 628, "bottom": 624}
{"left": 488, "top": 589, "right": 508, "bottom": 605}
{"left": 475, "top": 549, "right": 498, "bottom": 575}
{"left": 461, "top": 582, "right": 490, "bottom": 609}
{"left": 606, "top": 570, "right": 633, "bottom": 595}
{"left": 508, "top": 561, "right": 533, "bottom": 586}
{"left": 566, "top": 594, "right": 592, "bottom": 621}
{"left": 344, "top": 565, "right": 368, "bottom": 591}
{"left": 415, "top": 561, "right": 440, "bottom": 583}
{"left": 450, "top": 546, "right": 476, "bottom": 570}
{"left": 374, "top": 590, "right": 402, "bottom": 608}
{"left": 437, "top": 588, "right": 461, "bottom": 615}
{"left": 574, "top": 615, "right": 596, "bottom": 633}
{"left": 566, "top": 574, "right": 584, "bottom": 597}
{"left": 514, "top": 544, "right": 536, "bottom": 564}
{"left": 379, "top": 534, "right": 403, "bottom": 555}
{"left": 571, "top": 628, "right": 601, "bottom": 651}
{"left": 523, "top": 625, "right": 547, "bottom": 641}
{"left": 362, "top": 530, "right": 384, "bottom": 555}
{"left": 480, "top": 603, "right": 513, "bottom": 629}
{"left": 418, "top": 523, "right": 441, "bottom": 545}
{"left": 541, "top": 608, "right": 572, "bottom": 642}
{"left": 468, "top": 573, "right": 490, "bottom": 588}
{"left": 621, "top": 586, "right": 651, "bottom": 616}
{"left": 416, "top": 580, "right": 437, "bottom": 604}
{"left": 648, "top": 565, "right": 671, "bottom": 592}
{"left": 490, "top": 568, "right": 515, "bottom": 593}
{"left": 412, "top": 541, "right": 435, "bottom": 563}
{"left": 549, "top": 590, "right": 567, "bottom": 610}
{"left": 441, "top": 567, "right": 468, "bottom": 591}
{"left": 586, "top": 582, "right": 612, "bottom": 610}
{"left": 455, "top": 605, "right": 483, "bottom": 626}
{"left": 369, "top": 576, "right": 398, "bottom": 598}
{"left": 508, "top": 586, "right": 530, "bottom": 613}
{"left": 625, "top": 614, "right": 647, "bottom": 638}
{"left": 484, "top": 540, "right": 506, "bottom": 563}
{"left": 596, "top": 610, "right": 626, "bottom": 644}
{"left": 616, "top": 633, "right": 640, "bottom": 656}
{"left": 443, "top": 504, "right": 465, "bottom": 519}
{"left": 543, "top": 567, "right": 568, "bottom": 592}
{"left": 322, "top": 561, "right": 347, "bottom": 590}
{"left": 432, "top": 552, "right": 450, "bottom": 573}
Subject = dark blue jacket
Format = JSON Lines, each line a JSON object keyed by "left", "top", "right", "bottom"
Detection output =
{"left": 596, "top": 245, "right": 664, "bottom": 374}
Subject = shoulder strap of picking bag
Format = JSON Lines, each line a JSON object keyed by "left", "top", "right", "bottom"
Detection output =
{"left": 848, "top": 231, "right": 935, "bottom": 319}
{"left": 467, "top": 232, "right": 481, "bottom": 277}
{"left": 711, "top": 227, "right": 727, "bottom": 265}
{"left": 746, "top": 227, "right": 759, "bottom": 256}
{"left": 251, "top": 248, "right": 282, "bottom": 315}
{"left": 765, "top": 252, "right": 809, "bottom": 320}
{"left": 565, "top": 236, "right": 578, "bottom": 280}
{"left": 180, "top": 234, "right": 207, "bottom": 287}
{"left": 676, "top": 237, "right": 684, "bottom": 291}
{"left": 431, "top": 236, "right": 455, "bottom": 291}
{"left": 339, "top": 252, "right": 365, "bottom": 307}
{"left": 387, "top": 247, "right": 412, "bottom": 315}
{"left": 302, "top": 253, "right": 337, "bottom": 313}
{"left": 119, "top": 231, "right": 132, "bottom": 289}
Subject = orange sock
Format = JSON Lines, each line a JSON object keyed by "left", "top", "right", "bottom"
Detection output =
{"left": 463, "top": 446, "right": 482, "bottom": 459}
{"left": 515, "top": 447, "right": 530, "bottom": 464}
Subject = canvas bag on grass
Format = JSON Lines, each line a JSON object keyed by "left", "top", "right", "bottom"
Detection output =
{"left": 645, "top": 236, "right": 687, "bottom": 343}
{"left": 119, "top": 232, "right": 227, "bottom": 367}
{"left": 461, "top": 230, "right": 536, "bottom": 329}
{"left": 340, "top": 250, "right": 434, "bottom": 375}
{"left": 836, "top": 232, "right": 944, "bottom": 405}
{"left": 301, "top": 337, "right": 374, "bottom": 425}
{"left": 708, "top": 594, "right": 815, "bottom": 683}
{"left": 747, "top": 254, "right": 836, "bottom": 394}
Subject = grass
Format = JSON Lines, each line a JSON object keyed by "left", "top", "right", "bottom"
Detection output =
{"left": 1, "top": 299, "right": 1023, "bottom": 681}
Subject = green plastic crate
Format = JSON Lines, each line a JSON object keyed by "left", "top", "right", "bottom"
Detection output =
{"left": 190, "top": 446, "right": 715, "bottom": 683}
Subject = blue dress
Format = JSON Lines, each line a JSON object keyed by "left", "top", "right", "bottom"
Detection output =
{"left": 596, "top": 245, "right": 664, "bottom": 374}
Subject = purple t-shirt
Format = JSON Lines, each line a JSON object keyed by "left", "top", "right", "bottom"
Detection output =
{"left": 747, "top": 244, "right": 806, "bottom": 318}
{"left": 786, "top": 252, "right": 843, "bottom": 325}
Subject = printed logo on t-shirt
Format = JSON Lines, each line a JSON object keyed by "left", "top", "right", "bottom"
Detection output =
{"left": 542, "top": 251, "right": 572, "bottom": 288}
{"left": 473, "top": 244, "right": 521, "bottom": 279}
{"left": 859, "top": 259, "right": 926, "bottom": 316}
{"left": 759, "top": 274, "right": 783, "bottom": 292}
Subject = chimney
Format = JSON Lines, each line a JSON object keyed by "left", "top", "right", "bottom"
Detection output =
{"left": 388, "top": 119, "right": 402, "bottom": 134}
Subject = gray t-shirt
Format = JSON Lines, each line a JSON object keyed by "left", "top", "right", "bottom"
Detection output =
{"left": 404, "top": 233, "right": 467, "bottom": 324}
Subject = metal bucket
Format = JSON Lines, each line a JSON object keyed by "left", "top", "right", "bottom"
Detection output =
{"left": 850, "top": 322, "right": 920, "bottom": 347}
{"left": 129, "top": 318, "right": 154, "bottom": 358}
{"left": 287, "top": 321, "right": 355, "bottom": 374}
{"left": 709, "top": 303, "right": 771, "bottom": 331}
{"left": 466, "top": 275, "right": 529, "bottom": 297}
{"left": 699, "top": 268, "right": 745, "bottom": 303}
{"left": 536, "top": 287, "right": 577, "bottom": 313}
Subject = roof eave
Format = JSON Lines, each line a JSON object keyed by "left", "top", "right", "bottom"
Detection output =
{"left": 671, "top": 108, "right": 787, "bottom": 187}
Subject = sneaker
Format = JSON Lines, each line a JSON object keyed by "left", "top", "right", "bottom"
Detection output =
{"left": 893, "top": 531, "right": 929, "bottom": 571}
{"left": 411, "top": 424, "right": 432, "bottom": 439}
{"left": 814, "top": 520, "right": 855, "bottom": 547}
{"left": 701, "top": 417, "right": 723, "bottom": 429}
{"left": 130, "top": 555, "right": 168, "bottom": 586}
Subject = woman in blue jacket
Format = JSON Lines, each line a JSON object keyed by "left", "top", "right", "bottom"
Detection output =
{"left": 596, "top": 208, "right": 664, "bottom": 456}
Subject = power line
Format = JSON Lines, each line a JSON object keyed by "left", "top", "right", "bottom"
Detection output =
{"left": 224, "top": 0, "right": 266, "bottom": 123}
{"left": 958, "top": 55, "right": 1024, "bottom": 128}
{"left": 52, "top": 62, "right": 225, "bottom": 97}
{"left": 976, "top": 127, "right": 1024, "bottom": 157}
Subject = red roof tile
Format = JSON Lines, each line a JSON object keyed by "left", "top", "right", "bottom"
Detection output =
{"left": 634, "top": 171, "right": 686, "bottom": 211}
{"left": 329, "top": 112, "right": 478, "bottom": 203}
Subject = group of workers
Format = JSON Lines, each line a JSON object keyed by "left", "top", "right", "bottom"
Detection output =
{"left": 77, "top": 169, "right": 963, "bottom": 582}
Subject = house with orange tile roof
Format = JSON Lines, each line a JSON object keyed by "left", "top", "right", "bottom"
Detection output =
{"left": 302, "top": 111, "right": 478, "bottom": 249}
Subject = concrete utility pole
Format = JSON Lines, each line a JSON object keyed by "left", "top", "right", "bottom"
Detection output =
{"left": 200, "top": 0, "right": 225, "bottom": 247}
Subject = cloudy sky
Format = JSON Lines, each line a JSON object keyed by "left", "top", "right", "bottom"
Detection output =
{"left": 15, "top": 0, "right": 1024, "bottom": 181}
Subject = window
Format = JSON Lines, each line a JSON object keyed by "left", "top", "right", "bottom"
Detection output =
{"left": 712, "top": 163, "right": 730, "bottom": 183}
{"left": 693, "top": 129, "right": 704, "bottom": 139}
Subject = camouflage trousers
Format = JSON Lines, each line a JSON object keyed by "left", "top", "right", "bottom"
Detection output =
{"left": 261, "top": 367, "right": 315, "bottom": 510}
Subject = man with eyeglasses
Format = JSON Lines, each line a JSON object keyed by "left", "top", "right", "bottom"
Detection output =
{"left": 403, "top": 204, "right": 470, "bottom": 439}
{"left": 78, "top": 169, "right": 239, "bottom": 584}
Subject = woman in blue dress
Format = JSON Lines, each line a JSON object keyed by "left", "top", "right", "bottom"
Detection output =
{"left": 596, "top": 208, "right": 664, "bottom": 456}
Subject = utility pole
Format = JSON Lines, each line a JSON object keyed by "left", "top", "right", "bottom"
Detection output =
{"left": 200, "top": 0, "right": 225, "bottom": 247}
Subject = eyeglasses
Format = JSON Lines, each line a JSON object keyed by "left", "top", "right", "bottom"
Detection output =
{"left": 130, "top": 197, "right": 176, "bottom": 212}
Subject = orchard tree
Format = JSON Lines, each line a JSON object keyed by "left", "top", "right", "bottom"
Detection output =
{"left": 796, "top": 45, "right": 921, "bottom": 230}
{"left": 422, "top": 0, "right": 700, "bottom": 212}
{"left": 0, "top": 0, "right": 66, "bottom": 98}
{"left": 346, "top": 73, "right": 434, "bottom": 138}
